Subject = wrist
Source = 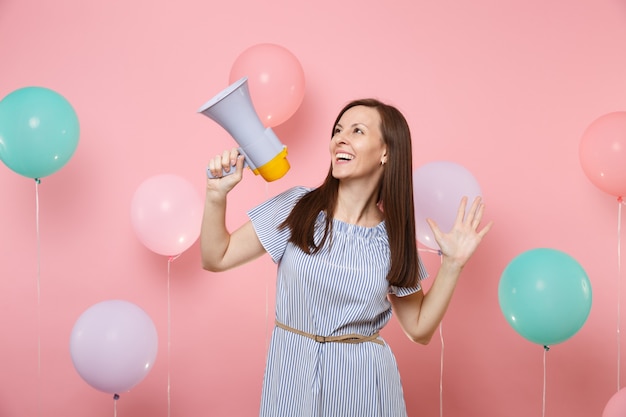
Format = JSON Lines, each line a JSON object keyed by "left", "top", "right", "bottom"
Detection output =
{"left": 204, "top": 184, "right": 228, "bottom": 200}
{"left": 439, "top": 256, "right": 464, "bottom": 275}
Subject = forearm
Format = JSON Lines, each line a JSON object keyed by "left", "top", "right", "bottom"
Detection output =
{"left": 200, "top": 188, "right": 231, "bottom": 271}
{"left": 414, "top": 260, "right": 463, "bottom": 342}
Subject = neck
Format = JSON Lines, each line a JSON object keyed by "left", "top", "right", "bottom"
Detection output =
{"left": 333, "top": 183, "right": 383, "bottom": 227}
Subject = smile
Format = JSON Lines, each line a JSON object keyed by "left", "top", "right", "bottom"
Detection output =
{"left": 336, "top": 153, "right": 354, "bottom": 161}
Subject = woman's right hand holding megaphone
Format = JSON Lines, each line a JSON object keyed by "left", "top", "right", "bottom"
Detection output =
{"left": 206, "top": 147, "right": 245, "bottom": 194}
{"left": 201, "top": 146, "right": 262, "bottom": 272}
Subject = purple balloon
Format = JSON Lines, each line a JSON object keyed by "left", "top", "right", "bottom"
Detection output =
{"left": 413, "top": 161, "right": 482, "bottom": 250}
{"left": 70, "top": 300, "right": 158, "bottom": 394}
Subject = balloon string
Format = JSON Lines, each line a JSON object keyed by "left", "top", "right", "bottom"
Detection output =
{"left": 543, "top": 346, "right": 549, "bottom": 417}
{"left": 35, "top": 178, "right": 42, "bottom": 417}
{"left": 418, "top": 247, "right": 441, "bottom": 255}
{"left": 113, "top": 394, "right": 119, "bottom": 417}
{"left": 618, "top": 197, "right": 623, "bottom": 392}
{"left": 167, "top": 256, "right": 176, "bottom": 417}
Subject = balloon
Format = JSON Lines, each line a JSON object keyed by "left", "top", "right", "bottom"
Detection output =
{"left": 229, "top": 43, "right": 305, "bottom": 127}
{"left": 498, "top": 248, "right": 592, "bottom": 346}
{"left": 413, "top": 161, "right": 482, "bottom": 250}
{"left": 579, "top": 111, "right": 626, "bottom": 198}
{"left": 70, "top": 300, "right": 158, "bottom": 394}
{"left": 131, "top": 174, "right": 203, "bottom": 257}
{"left": 603, "top": 388, "right": 626, "bottom": 417}
{"left": 0, "top": 86, "right": 79, "bottom": 179}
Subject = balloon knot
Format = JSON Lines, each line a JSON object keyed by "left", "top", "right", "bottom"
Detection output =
{"left": 618, "top": 196, "right": 623, "bottom": 203}
{"left": 543, "top": 345, "right": 550, "bottom": 351}
{"left": 113, "top": 393, "right": 120, "bottom": 400}
{"left": 437, "top": 250, "right": 442, "bottom": 257}
{"left": 35, "top": 178, "right": 41, "bottom": 184}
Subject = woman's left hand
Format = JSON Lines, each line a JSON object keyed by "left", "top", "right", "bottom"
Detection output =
{"left": 426, "top": 196, "right": 493, "bottom": 270}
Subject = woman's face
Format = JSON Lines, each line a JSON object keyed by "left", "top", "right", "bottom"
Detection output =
{"left": 329, "top": 105, "right": 387, "bottom": 182}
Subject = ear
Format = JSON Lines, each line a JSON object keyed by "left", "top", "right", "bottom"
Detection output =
{"left": 381, "top": 150, "right": 388, "bottom": 165}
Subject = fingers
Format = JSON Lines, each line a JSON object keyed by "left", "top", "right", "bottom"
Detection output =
{"left": 208, "top": 148, "right": 240, "bottom": 178}
{"left": 426, "top": 218, "right": 439, "bottom": 235}
{"left": 207, "top": 155, "right": 221, "bottom": 178}
{"left": 458, "top": 196, "right": 485, "bottom": 228}
{"left": 454, "top": 196, "right": 469, "bottom": 224}
{"left": 477, "top": 219, "right": 494, "bottom": 238}
{"left": 466, "top": 197, "right": 493, "bottom": 237}
{"left": 470, "top": 199, "right": 484, "bottom": 229}
{"left": 227, "top": 148, "right": 240, "bottom": 169}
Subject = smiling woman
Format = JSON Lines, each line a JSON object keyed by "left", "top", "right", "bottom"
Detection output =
{"left": 1, "top": 0, "right": 626, "bottom": 416}
{"left": 200, "top": 98, "right": 492, "bottom": 416}
{"left": 329, "top": 104, "right": 387, "bottom": 192}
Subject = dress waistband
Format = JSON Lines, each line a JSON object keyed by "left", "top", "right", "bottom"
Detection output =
{"left": 275, "top": 320, "right": 384, "bottom": 346}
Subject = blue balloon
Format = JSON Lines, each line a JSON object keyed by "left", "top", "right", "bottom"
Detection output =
{"left": 498, "top": 248, "right": 592, "bottom": 346}
{"left": 0, "top": 86, "right": 79, "bottom": 179}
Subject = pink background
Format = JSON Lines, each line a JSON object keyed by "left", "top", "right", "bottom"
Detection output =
{"left": 2, "top": 0, "right": 626, "bottom": 416}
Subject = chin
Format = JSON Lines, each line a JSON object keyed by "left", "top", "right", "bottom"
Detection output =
{"left": 330, "top": 168, "right": 345, "bottom": 180}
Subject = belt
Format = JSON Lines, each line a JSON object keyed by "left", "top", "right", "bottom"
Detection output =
{"left": 275, "top": 320, "right": 384, "bottom": 346}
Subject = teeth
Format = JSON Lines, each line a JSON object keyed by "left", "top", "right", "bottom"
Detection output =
{"left": 336, "top": 153, "right": 354, "bottom": 161}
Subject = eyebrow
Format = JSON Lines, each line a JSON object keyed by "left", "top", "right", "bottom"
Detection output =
{"left": 336, "top": 122, "right": 369, "bottom": 129}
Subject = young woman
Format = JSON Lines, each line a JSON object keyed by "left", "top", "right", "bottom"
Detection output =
{"left": 201, "top": 98, "right": 492, "bottom": 416}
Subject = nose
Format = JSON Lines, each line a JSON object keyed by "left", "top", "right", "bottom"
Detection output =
{"left": 333, "top": 131, "right": 348, "bottom": 144}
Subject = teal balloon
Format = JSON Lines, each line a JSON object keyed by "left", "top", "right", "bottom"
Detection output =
{"left": 498, "top": 248, "right": 592, "bottom": 346}
{"left": 0, "top": 86, "right": 79, "bottom": 179}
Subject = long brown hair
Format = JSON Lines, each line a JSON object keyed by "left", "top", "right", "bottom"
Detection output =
{"left": 280, "top": 99, "right": 419, "bottom": 287}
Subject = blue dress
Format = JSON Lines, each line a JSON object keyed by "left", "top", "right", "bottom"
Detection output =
{"left": 248, "top": 186, "right": 428, "bottom": 417}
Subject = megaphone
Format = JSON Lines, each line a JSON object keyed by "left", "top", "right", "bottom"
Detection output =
{"left": 198, "top": 77, "right": 290, "bottom": 182}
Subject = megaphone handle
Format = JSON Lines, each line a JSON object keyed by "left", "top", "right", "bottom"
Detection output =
{"left": 206, "top": 147, "right": 254, "bottom": 179}
{"left": 206, "top": 158, "right": 250, "bottom": 179}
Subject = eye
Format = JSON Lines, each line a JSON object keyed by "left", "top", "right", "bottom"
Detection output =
{"left": 333, "top": 126, "right": 342, "bottom": 135}
{"left": 354, "top": 127, "right": 364, "bottom": 134}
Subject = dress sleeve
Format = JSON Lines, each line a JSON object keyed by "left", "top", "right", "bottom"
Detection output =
{"left": 388, "top": 255, "right": 429, "bottom": 296}
{"left": 247, "top": 186, "right": 310, "bottom": 263}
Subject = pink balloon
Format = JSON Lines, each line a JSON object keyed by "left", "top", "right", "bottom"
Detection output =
{"left": 603, "top": 388, "right": 626, "bottom": 417}
{"left": 131, "top": 174, "right": 203, "bottom": 257}
{"left": 580, "top": 111, "right": 626, "bottom": 198}
{"left": 413, "top": 161, "right": 483, "bottom": 250}
{"left": 70, "top": 300, "right": 158, "bottom": 394}
{"left": 229, "top": 43, "right": 305, "bottom": 127}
